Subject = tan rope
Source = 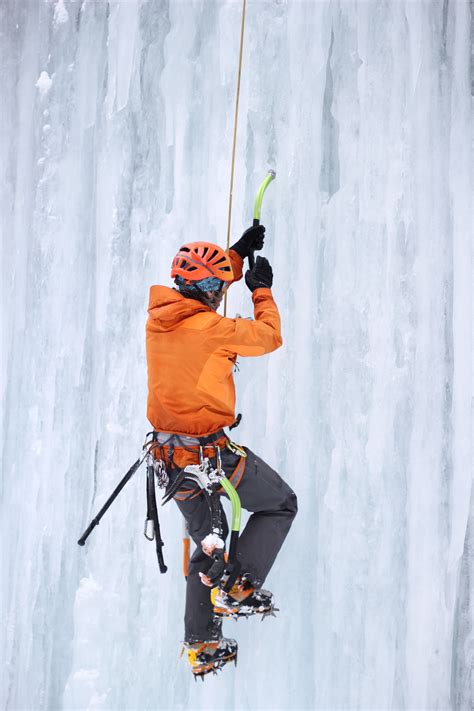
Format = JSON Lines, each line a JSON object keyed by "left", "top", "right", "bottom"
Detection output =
{"left": 224, "top": 0, "right": 247, "bottom": 317}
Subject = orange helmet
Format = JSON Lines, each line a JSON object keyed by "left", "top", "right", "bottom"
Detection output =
{"left": 171, "top": 242, "right": 234, "bottom": 283}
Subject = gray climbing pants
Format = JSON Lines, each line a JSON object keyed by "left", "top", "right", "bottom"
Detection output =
{"left": 174, "top": 446, "right": 298, "bottom": 643}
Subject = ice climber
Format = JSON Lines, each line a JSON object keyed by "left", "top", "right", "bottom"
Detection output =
{"left": 145, "top": 226, "right": 297, "bottom": 677}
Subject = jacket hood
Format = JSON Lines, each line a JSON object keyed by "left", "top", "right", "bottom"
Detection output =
{"left": 148, "top": 285, "right": 211, "bottom": 332}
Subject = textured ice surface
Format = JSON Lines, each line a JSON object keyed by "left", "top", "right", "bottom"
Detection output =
{"left": 35, "top": 70, "right": 53, "bottom": 95}
{"left": 1, "top": 1, "right": 471, "bottom": 710}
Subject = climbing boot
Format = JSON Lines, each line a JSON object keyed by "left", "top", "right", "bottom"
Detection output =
{"left": 184, "top": 637, "right": 238, "bottom": 679}
{"left": 211, "top": 579, "right": 277, "bottom": 619}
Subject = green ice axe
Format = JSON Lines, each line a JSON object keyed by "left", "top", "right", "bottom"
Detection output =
{"left": 206, "top": 475, "right": 242, "bottom": 591}
{"left": 248, "top": 170, "right": 276, "bottom": 270}
{"left": 219, "top": 476, "right": 241, "bottom": 562}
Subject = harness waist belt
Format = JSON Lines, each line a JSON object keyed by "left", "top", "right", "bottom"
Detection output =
{"left": 152, "top": 429, "right": 227, "bottom": 447}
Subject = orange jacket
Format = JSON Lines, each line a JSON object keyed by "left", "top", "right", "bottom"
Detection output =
{"left": 146, "top": 250, "right": 282, "bottom": 436}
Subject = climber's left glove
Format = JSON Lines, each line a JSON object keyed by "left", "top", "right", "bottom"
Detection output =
{"left": 245, "top": 256, "right": 273, "bottom": 292}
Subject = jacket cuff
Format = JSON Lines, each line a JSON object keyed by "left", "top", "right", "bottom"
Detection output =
{"left": 252, "top": 287, "right": 273, "bottom": 299}
{"left": 228, "top": 248, "right": 244, "bottom": 266}
{"left": 228, "top": 249, "right": 244, "bottom": 282}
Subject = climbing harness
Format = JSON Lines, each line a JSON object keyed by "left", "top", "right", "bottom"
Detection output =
{"left": 77, "top": 430, "right": 245, "bottom": 589}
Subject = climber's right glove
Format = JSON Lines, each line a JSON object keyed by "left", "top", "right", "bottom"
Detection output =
{"left": 230, "top": 224, "right": 265, "bottom": 261}
{"left": 244, "top": 256, "right": 273, "bottom": 292}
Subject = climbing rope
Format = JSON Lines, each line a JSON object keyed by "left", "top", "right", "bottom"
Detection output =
{"left": 224, "top": 0, "right": 247, "bottom": 317}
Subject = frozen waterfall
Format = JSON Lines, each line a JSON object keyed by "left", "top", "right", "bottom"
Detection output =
{"left": 1, "top": 1, "right": 471, "bottom": 709}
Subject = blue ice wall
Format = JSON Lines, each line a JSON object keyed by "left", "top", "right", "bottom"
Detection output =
{"left": 1, "top": 1, "right": 471, "bottom": 709}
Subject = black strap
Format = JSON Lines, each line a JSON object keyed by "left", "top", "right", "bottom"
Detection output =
{"left": 197, "top": 430, "right": 224, "bottom": 446}
{"left": 146, "top": 462, "right": 168, "bottom": 573}
{"left": 161, "top": 469, "right": 188, "bottom": 506}
{"left": 229, "top": 413, "right": 242, "bottom": 430}
{"left": 152, "top": 429, "right": 227, "bottom": 447}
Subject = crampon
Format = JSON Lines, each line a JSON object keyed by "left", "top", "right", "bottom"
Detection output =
{"left": 184, "top": 637, "right": 238, "bottom": 680}
{"left": 211, "top": 579, "right": 278, "bottom": 620}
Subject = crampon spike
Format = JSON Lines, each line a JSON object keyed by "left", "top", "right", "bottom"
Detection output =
{"left": 261, "top": 606, "right": 279, "bottom": 621}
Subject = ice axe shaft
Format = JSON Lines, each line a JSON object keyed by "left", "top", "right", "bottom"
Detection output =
{"left": 77, "top": 455, "right": 145, "bottom": 546}
{"left": 248, "top": 170, "right": 276, "bottom": 270}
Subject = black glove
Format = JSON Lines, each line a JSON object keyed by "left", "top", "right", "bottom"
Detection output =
{"left": 245, "top": 256, "right": 273, "bottom": 292}
{"left": 230, "top": 224, "right": 265, "bottom": 260}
